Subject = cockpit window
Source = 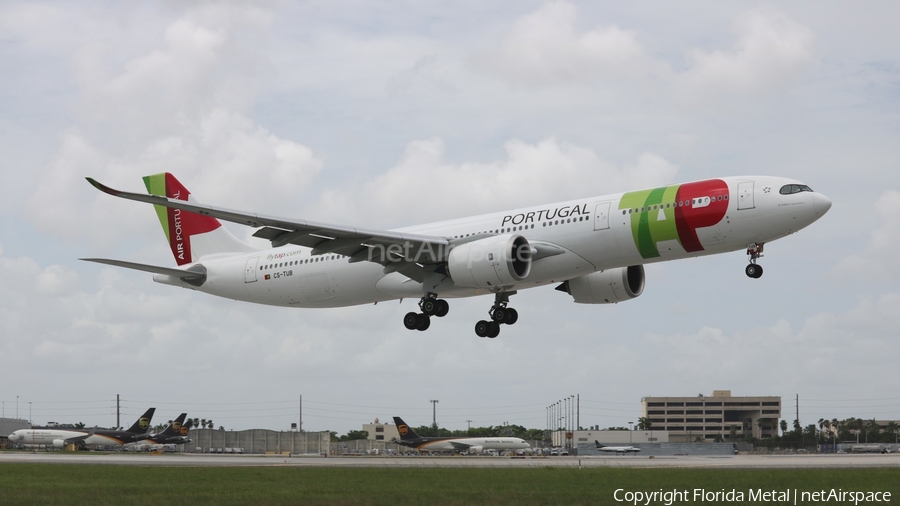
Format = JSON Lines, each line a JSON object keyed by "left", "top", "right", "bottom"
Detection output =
{"left": 779, "top": 184, "right": 813, "bottom": 195}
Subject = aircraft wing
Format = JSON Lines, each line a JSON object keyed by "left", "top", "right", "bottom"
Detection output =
{"left": 448, "top": 441, "right": 474, "bottom": 450}
{"left": 86, "top": 178, "right": 451, "bottom": 282}
{"left": 64, "top": 426, "right": 97, "bottom": 445}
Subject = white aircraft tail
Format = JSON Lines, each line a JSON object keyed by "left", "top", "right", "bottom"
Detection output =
{"left": 142, "top": 173, "right": 257, "bottom": 265}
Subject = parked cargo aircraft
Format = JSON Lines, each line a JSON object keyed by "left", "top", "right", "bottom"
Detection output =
{"left": 595, "top": 441, "right": 641, "bottom": 454}
{"left": 7, "top": 408, "right": 155, "bottom": 449}
{"left": 83, "top": 173, "right": 830, "bottom": 337}
{"left": 132, "top": 413, "right": 192, "bottom": 448}
{"left": 392, "top": 417, "right": 530, "bottom": 453}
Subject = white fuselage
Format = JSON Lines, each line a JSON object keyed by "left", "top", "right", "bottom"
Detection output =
{"left": 414, "top": 437, "right": 530, "bottom": 452}
{"left": 155, "top": 176, "right": 830, "bottom": 308}
{"left": 7, "top": 429, "right": 127, "bottom": 448}
{"left": 597, "top": 445, "right": 640, "bottom": 453}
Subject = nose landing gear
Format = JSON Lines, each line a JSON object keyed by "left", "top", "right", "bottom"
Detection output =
{"left": 745, "top": 243, "right": 764, "bottom": 278}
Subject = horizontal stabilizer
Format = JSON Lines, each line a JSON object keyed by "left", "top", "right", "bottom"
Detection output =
{"left": 80, "top": 258, "right": 207, "bottom": 286}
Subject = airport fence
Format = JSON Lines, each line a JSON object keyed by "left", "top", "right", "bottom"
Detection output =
{"left": 188, "top": 428, "right": 330, "bottom": 455}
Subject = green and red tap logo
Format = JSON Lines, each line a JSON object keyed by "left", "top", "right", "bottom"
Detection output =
{"left": 619, "top": 179, "right": 729, "bottom": 259}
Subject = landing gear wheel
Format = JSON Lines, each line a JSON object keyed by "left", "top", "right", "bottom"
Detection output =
{"left": 492, "top": 307, "right": 519, "bottom": 324}
{"left": 435, "top": 299, "right": 450, "bottom": 317}
{"left": 487, "top": 322, "right": 501, "bottom": 338}
{"left": 403, "top": 312, "right": 420, "bottom": 330}
{"left": 421, "top": 298, "right": 438, "bottom": 316}
{"left": 416, "top": 314, "right": 431, "bottom": 331}
{"left": 475, "top": 320, "right": 491, "bottom": 338}
{"left": 745, "top": 264, "right": 763, "bottom": 279}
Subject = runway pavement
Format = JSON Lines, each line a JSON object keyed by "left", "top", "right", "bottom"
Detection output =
{"left": 2, "top": 451, "right": 900, "bottom": 468}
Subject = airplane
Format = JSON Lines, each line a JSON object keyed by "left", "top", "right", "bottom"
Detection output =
{"left": 8, "top": 408, "right": 155, "bottom": 449}
{"left": 83, "top": 173, "right": 831, "bottom": 337}
{"left": 391, "top": 416, "right": 531, "bottom": 454}
{"left": 595, "top": 440, "right": 641, "bottom": 454}
{"left": 131, "top": 414, "right": 193, "bottom": 449}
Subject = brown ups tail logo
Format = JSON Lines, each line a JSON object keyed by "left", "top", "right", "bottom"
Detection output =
{"left": 180, "top": 426, "right": 189, "bottom": 436}
{"left": 172, "top": 422, "right": 182, "bottom": 432}
{"left": 398, "top": 424, "right": 409, "bottom": 436}
{"left": 139, "top": 418, "right": 150, "bottom": 429}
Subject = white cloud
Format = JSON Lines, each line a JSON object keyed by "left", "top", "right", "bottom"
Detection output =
{"left": 679, "top": 6, "right": 816, "bottom": 98}
{"left": 473, "top": 1, "right": 660, "bottom": 86}
{"left": 21, "top": 4, "right": 321, "bottom": 250}
{"left": 2, "top": 1, "right": 898, "bottom": 434}
{"left": 315, "top": 137, "right": 679, "bottom": 226}
{"left": 473, "top": 2, "right": 816, "bottom": 103}
{"left": 831, "top": 190, "right": 900, "bottom": 282}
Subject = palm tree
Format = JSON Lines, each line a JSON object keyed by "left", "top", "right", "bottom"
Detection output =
{"left": 201, "top": 419, "right": 207, "bottom": 430}
{"left": 636, "top": 417, "right": 651, "bottom": 431}
{"left": 885, "top": 421, "right": 898, "bottom": 444}
{"left": 207, "top": 420, "right": 214, "bottom": 429}
{"left": 818, "top": 418, "right": 829, "bottom": 444}
{"left": 866, "top": 418, "right": 879, "bottom": 443}
{"left": 780, "top": 420, "right": 788, "bottom": 437}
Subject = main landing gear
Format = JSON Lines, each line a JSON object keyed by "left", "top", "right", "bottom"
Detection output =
{"left": 745, "top": 242, "right": 764, "bottom": 279}
{"left": 475, "top": 291, "right": 519, "bottom": 339}
{"left": 403, "top": 294, "right": 449, "bottom": 332}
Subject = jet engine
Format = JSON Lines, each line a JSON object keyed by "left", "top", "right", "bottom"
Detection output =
{"left": 52, "top": 439, "right": 66, "bottom": 449}
{"left": 556, "top": 265, "right": 645, "bottom": 304}
{"left": 447, "top": 234, "right": 532, "bottom": 288}
{"left": 467, "top": 445, "right": 484, "bottom": 454}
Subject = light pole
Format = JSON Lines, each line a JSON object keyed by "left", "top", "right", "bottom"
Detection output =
{"left": 429, "top": 400, "right": 439, "bottom": 430}
{"left": 629, "top": 421, "right": 633, "bottom": 443}
{"left": 16, "top": 396, "right": 19, "bottom": 419}
{"left": 570, "top": 395, "right": 575, "bottom": 431}
{"left": 466, "top": 420, "right": 472, "bottom": 434}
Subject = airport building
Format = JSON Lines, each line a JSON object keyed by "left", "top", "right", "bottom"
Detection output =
{"left": 642, "top": 390, "right": 781, "bottom": 442}
{"left": 0, "top": 418, "right": 31, "bottom": 449}
{"left": 363, "top": 419, "right": 400, "bottom": 443}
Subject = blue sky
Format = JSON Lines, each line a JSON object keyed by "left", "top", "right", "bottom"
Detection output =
{"left": 1, "top": 1, "right": 898, "bottom": 434}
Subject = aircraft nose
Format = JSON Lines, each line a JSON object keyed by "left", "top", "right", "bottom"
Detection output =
{"left": 813, "top": 192, "right": 832, "bottom": 216}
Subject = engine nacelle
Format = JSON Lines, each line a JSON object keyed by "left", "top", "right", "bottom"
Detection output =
{"left": 52, "top": 439, "right": 66, "bottom": 449}
{"left": 447, "top": 234, "right": 532, "bottom": 288}
{"left": 557, "top": 265, "right": 645, "bottom": 304}
{"left": 467, "top": 445, "right": 484, "bottom": 454}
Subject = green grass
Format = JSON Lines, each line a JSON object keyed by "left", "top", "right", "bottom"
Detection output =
{"left": 0, "top": 464, "right": 898, "bottom": 505}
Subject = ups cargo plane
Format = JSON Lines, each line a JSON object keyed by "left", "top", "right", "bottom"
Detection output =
{"left": 83, "top": 174, "right": 831, "bottom": 337}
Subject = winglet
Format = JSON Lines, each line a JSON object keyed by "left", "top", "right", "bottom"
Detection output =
{"left": 85, "top": 177, "right": 121, "bottom": 196}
